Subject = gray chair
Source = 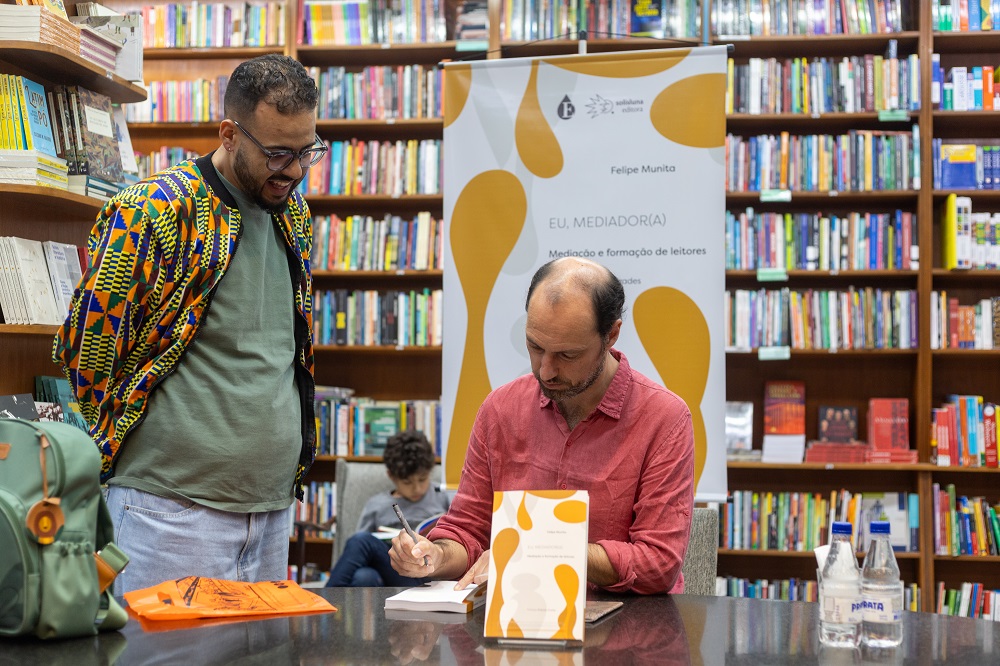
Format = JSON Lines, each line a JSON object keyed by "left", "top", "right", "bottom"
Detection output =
{"left": 332, "top": 458, "right": 443, "bottom": 565}
{"left": 681, "top": 507, "right": 719, "bottom": 596}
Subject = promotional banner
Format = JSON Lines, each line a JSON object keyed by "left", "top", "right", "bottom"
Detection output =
{"left": 442, "top": 46, "right": 727, "bottom": 501}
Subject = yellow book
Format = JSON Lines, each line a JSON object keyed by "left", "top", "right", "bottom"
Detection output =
{"left": 9, "top": 76, "right": 28, "bottom": 150}
{"left": 972, "top": 498, "right": 989, "bottom": 556}
{"left": 14, "top": 76, "right": 33, "bottom": 151}
{"left": 726, "top": 58, "right": 734, "bottom": 114}
{"left": 0, "top": 75, "right": 10, "bottom": 151}
{"left": 941, "top": 193, "right": 958, "bottom": 270}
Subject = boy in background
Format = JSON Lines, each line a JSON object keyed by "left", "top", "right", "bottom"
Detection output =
{"left": 327, "top": 430, "right": 450, "bottom": 586}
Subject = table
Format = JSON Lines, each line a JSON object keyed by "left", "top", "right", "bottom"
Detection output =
{"left": 4, "top": 588, "right": 1000, "bottom": 664}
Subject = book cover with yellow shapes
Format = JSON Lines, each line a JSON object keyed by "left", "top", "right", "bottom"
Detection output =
{"left": 484, "top": 489, "right": 588, "bottom": 645}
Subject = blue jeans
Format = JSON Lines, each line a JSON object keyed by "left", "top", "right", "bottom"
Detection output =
{"left": 327, "top": 532, "right": 425, "bottom": 587}
{"left": 105, "top": 486, "right": 291, "bottom": 595}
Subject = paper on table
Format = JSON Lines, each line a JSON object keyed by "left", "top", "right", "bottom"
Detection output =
{"left": 124, "top": 577, "right": 336, "bottom": 621}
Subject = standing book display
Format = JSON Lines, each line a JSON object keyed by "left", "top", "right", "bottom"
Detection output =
{"left": 484, "top": 490, "right": 589, "bottom": 646}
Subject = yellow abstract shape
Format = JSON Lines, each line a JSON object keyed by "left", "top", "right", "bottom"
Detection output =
{"left": 517, "top": 492, "right": 533, "bottom": 530}
{"left": 506, "top": 618, "right": 524, "bottom": 638}
{"left": 553, "top": 564, "right": 580, "bottom": 640}
{"left": 485, "top": 528, "right": 520, "bottom": 637}
{"left": 525, "top": 490, "right": 576, "bottom": 499}
{"left": 633, "top": 287, "right": 710, "bottom": 488}
{"left": 553, "top": 500, "right": 587, "bottom": 524}
{"left": 544, "top": 50, "right": 690, "bottom": 77}
{"left": 515, "top": 61, "right": 562, "bottom": 178}
{"left": 446, "top": 172, "right": 526, "bottom": 484}
{"left": 649, "top": 74, "right": 727, "bottom": 148}
{"left": 443, "top": 64, "right": 472, "bottom": 128}
{"left": 493, "top": 492, "right": 503, "bottom": 513}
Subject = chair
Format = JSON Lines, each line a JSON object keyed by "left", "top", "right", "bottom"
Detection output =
{"left": 681, "top": 507, "right": 719, "bottom": 596}
{"left": 332, "top": 459, "right": 443, "bottom": 565}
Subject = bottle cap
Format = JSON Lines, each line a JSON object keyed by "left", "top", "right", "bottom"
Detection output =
{"left": 870, "top": 520, "right": 890, "bottom": 535}
{"left": 831, "top": 521, "right": 852, "bottom": 536}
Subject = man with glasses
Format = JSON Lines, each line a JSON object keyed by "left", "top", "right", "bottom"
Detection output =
{"left": 54, "top": 55, "right": 326, "bottom": 594}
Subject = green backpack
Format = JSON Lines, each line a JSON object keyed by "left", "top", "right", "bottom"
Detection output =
{"left": 0, "top": 419, "right": 128, "bottom": 639}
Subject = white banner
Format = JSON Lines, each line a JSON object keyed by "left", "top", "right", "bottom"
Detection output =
{"left": 442, "top": 46, "right": 728, "bottom": 501}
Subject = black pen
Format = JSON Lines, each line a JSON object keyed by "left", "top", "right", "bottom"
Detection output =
{"left": 392, "top": 503, "right": 429, "bottom": 566}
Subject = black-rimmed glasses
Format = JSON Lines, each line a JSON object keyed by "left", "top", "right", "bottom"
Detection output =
{"left": 232, "top": 119, "right": 328, "bottom": 171}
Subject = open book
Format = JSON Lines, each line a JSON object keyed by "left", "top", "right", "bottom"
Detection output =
{"left": 384, "top": 581, "right": 487, "bottom": 614}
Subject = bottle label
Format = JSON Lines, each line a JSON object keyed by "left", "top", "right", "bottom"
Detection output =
{"left": 861, "top": 593, "right": 902, "bottom": 623}
{"left": 822, "top": 595, "right": 861, "bottom": 624}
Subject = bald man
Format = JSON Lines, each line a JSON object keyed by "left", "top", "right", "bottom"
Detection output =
{"left": 390, "top": 257, "right": 695, "bottom": 594}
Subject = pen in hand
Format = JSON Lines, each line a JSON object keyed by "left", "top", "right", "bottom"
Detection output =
{"left": 393, "top": 503, "right": 429, "bottom": 567}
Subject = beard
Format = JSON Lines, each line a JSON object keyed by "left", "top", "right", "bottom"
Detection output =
{"left": 535, "top": 349, "right": 606, "bottom": 403}
{"left": 232, "top": 144, "right": 300, "bottom": 213}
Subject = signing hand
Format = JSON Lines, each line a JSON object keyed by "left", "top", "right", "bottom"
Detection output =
{"left": 389, "top": 529, "right": 440, "bottom": 578}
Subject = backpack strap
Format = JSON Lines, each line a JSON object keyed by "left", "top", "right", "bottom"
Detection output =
{"left": 93, "top": 495, "right": 127, "bottom": 593}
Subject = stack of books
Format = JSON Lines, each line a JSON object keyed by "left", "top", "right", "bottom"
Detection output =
{"left": 0, "top": 150, "right": 68, "bottom": 190}
{"left": 77, "top": 25, "right": 121, "bottom": 72}
{"left": 67, "top": 174, "right": 118, "bottom": 201}
{"left": 0, "top": 6, "right": 81, "bottom": 53}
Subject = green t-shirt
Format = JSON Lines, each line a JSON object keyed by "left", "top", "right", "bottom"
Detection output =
{"left": 111, "top": 172, "right": 302, "bottom": 512}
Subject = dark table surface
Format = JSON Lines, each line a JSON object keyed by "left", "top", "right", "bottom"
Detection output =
{"left": 3, "top": 587, "right": 1000, "bottom": 664}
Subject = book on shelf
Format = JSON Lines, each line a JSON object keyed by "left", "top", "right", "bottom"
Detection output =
{"left": 725, "top": 401, "right": 753, "bottom": 452}
{"left": 13, "top": 76, "right": 58, "bottom": 158}
{"left": 803, "top": 440, "right": 869, "bottom": 463}
{"left": 34, "top": 401, "right": 63, "bottom": 422}
{"left": 762, "top": 381, "right": 805, "bottom": 463}
{"left": 2, "top": 236, "right": 63, "bottom": 325}
{"left": 763, "top": 381, "right": 805, "bottom": 435}
{"left": 630, "top": 0, "right": 665, "bottom": 37}
{"left": 69, "top": 13, "right": 144, "bottom": 83}
{"left": 453, "top": 0, "right": 488, "bottom": 41}
{"left": 35, "top": 375, "right": 88, "bottom": 433}
{"left": 817, "top": 405, "right": 858, "bottom": 443}
{"left": 70, "top": 86, "right": 123, "bottom": 183}
{"left": 0, "top": 5, "right": 80, "bottom": 50}
{"left": 42, "top": 240, "right": 83, "bottom": 315}
{"left": 384, "top": 581, "right": 487, "bottom": 614}
{"left": 0, "top": 393, "right": 39, "bottom": 421}
{"left": 867, "top": 398, "right": 909, "bottom": 451}
{"left": 858, "top": 492, "right": 913, "bottom": 552}
{"left": 356, "top": 401, "right": 400, "bottom": 456}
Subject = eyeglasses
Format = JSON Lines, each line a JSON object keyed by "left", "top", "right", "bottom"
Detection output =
{"left": 232, "top": 120, "right": 328, "bottom": 171}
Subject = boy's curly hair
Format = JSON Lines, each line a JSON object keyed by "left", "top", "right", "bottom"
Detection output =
{"left": 383, "top": 430, "right": 435, "bottom": 480}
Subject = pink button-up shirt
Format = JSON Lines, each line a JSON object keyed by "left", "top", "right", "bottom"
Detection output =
{"left": 429, "top": 350, "right": 695, "bottom": 594}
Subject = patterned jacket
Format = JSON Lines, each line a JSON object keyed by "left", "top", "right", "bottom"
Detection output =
{"left": 52, "top": 154, "right": 317, "bottom": 497}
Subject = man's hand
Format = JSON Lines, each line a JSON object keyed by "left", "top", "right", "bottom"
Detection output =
{"left": 454, "top": 550, "right": 490, "bottom": 590}
{"left": 389, "top": 529, "right": 440, "bottom": 577}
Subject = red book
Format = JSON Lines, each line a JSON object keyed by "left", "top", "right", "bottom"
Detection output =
{"left": 763, "top": 381, "right": 806, "bottom": 435}
{"left": 868, "top": 398, "right": 910, "bottom": 450}
{"left": 933, "top": 406, "right": 953, "bottom": 466}
{"left": 984, "top": 403, "right": 998, "bottom": 468}
{"left": 949, "top": 297, "right": 960, "bottom": 348}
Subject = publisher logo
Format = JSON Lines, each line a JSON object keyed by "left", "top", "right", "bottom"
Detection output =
{"left": 557, "top": 95, "right": 575, "bottom": 120}
{"left": 586, "top": 94, "right": 615, "bottom": 118}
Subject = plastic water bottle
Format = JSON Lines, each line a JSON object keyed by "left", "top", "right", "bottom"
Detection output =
{"left": 819, "top": 521, "right": 861, "bottom": 648}
{"left": 861, "top": 520, "right": 904, "bottom": 647}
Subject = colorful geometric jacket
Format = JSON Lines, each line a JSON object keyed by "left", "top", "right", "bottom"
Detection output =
{"left": 52, "top": 154, "right": 317, "bottom": 497}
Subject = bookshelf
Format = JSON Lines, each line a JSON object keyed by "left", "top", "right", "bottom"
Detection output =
{"left": 0, "top": 33, "right": 142, "bottom": 397}
{"left": 10, "top": 0, "right": 999, "bottom": 602}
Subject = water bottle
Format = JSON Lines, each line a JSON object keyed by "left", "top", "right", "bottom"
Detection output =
{"left": 819, "top": 521, "right": 861, "bottom": 648}
{"left": 861, "top": 520, "right": 904, "bottom": 647}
